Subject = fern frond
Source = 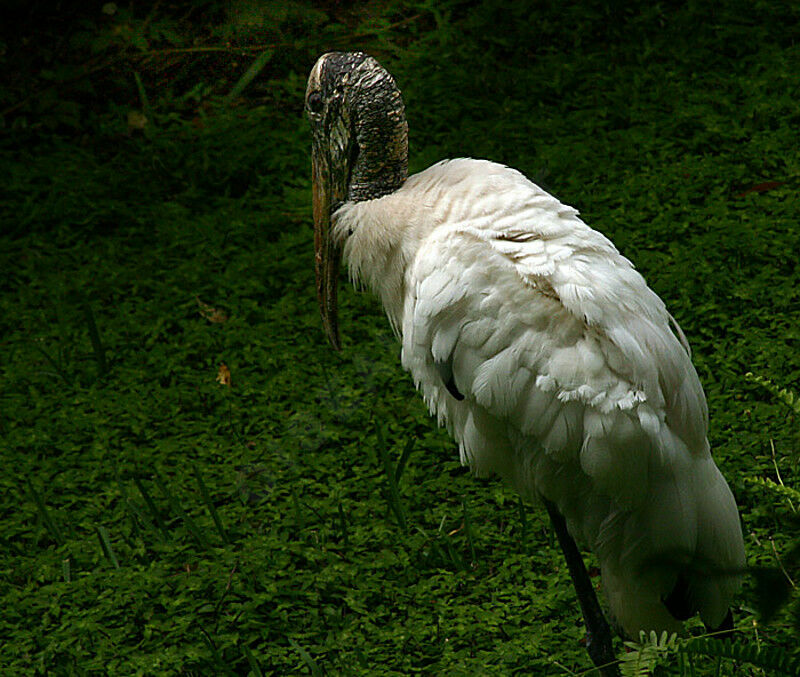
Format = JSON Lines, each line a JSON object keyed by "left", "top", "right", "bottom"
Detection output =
{"left": 681, "top": 637, "right": 800, "bottom": 675}
{"left": 746, "top": 372, "right": 800, "bottom": 415}
{"left": 745, "top": 476, "right": 800, "bottom": 504}
{"left": 620, "top": 630, "right": 680, "bottom": 677}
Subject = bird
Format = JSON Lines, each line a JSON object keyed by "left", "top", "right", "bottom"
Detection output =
{"left": 305, "top": 51, "right": 745, "bottom": 673}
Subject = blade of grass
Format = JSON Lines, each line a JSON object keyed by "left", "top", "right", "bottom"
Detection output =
{"left": 437, "top": 516, "right": 466, "bottom": 572}
{"left": 54, "top": 294, "right": 71, "bottom": 375}
{"left": 394, "top": 437, "right": 415, "bottom": 484}
{"left": 375, "top": 421, "right": 407, "bottom": 533}
{"left": 225, "top": 49, "right": 274, "bottom": 104}
{"left": 440, "top": 531, "right": 465, "bottom": 571}
{"left": 337, "top": 502, "right": 349, "bottom": 547}
{"left": 192, "top": 463, "right": 230, "bottom": 545}
{"left": 462, "top": 499, "right": 476, "bottom": 565}
{"left": 152, "top": 469, "right": 211, "bottom": 550}
{"left": 32, "top": 339, "right": 73, "bottom": 387}
{"left": 427, "top": 539, "right": 447, "bottom": 567}
{"left": 212, "top": 564, "right": 238, "bottom": 631}
{"left": 82, "top": 299, "right": 108, "bottom": 378}
{"left": 197, "top": 623, "right": 235, "bottom": 676}
{"left": 62, "top": 558, "right": 71, "bottom": 583}
{"left": 292, "top": 491, "right": 305, "bottom": 531}
{"left": 242, "top": 644, "right": 264, "bottom": 677}
{"left": 133, "top": 70, "right": 155, "bottom": 133}
{"left": 96, "top": 526, "right": 120, "bottom": 569}
{"left": 26, "top": 479, "right": 64, "bottom": 545}
{"left": 287, "top": 637, "right": 322, "bottom": 677}
{"left": 133, "top": 475, "right": 170, "bottom": 538}
{"left": 354, "top": 646, "right": 369, "bottom": 669}
{"left": 116, "top": 469, "right": 162, "bottom": 541}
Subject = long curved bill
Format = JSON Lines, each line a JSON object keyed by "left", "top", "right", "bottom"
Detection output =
{"left": 312, "top": 138, "right": 342, "bottom": 351}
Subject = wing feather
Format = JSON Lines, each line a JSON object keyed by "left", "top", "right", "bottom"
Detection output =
{"left": 401, "top": 192, "right": 708, "bottom": 518}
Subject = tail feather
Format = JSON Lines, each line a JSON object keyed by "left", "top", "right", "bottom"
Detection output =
{"left": 594, "top": 453, "right": 744, "bottom": 636}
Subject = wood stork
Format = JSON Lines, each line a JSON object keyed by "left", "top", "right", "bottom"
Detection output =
{"left": 306, "top": 51, "right": 745, "bottom": 672}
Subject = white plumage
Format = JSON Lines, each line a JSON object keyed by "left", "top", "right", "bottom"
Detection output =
{"left": 334, "top": 157, "right": 745, "bottom": 636}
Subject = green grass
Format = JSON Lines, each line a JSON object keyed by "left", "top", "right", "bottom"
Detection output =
{"left": 2, "top": 1, "right": 800, "bottom": 674}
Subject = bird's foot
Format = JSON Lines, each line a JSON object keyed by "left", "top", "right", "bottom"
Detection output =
{"left": 586, "top": 626, "right": 619, "bottom": 676}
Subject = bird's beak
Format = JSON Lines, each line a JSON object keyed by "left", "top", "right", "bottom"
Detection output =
{"left": 312, "top": 136, "right": 342, "bottom": 351}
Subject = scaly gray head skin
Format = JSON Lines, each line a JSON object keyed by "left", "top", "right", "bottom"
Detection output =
{"left": 306, "top": 52, "right": 408, "bottom": 350}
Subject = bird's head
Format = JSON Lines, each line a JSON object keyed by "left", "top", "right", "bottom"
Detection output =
{"left": 306, "top": 52, "right": 408, "bottom": 350}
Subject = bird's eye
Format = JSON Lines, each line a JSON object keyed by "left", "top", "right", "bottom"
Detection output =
{"left": 307, "top": 91, "right": 324, "bottom": 114}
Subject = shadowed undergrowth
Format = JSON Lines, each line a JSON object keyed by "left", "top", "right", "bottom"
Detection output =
{"left": 2, "top": 1, "right": 799, "bottom": 674}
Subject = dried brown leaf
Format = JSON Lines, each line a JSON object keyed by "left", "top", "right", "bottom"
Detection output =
{"left": 735, "top": 181, "right": 784, "bottom": 198}
{"left": 127, "top": 110, "right": 147, "bottom": 130}
{"left": 197, "top": 296, "right": 228, "bottom": 324}
{"left": 216, "top": 363, "right": 232, "bottom": 387}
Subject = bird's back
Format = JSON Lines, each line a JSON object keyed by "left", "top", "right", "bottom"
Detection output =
{"left": 336, "top": 158, "right": 745, "bottom": 635}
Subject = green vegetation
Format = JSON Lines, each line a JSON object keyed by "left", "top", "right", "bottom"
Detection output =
{"left": 2, "top": 1, "right": 799, "bottom": 674}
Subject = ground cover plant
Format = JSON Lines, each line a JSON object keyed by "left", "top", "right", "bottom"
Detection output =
{"left": 1, "top": 0, "right": 799, "bottom": 674}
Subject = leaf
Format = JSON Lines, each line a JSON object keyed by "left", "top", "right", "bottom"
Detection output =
{"left": 127, "top": 110, "right": 148, "bottom": 131}
{"left": 735, "top": 181, "right": 784, "bottom": 197}
{"left": 216, "top": 363, "right": 232, "bottom": 386}
{"left": 197, "top": 296, "right": 228, "bottom": 324}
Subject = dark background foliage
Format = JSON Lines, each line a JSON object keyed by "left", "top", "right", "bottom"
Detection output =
{"left": 1, "top": 0, "right": 799, "bottom": 674}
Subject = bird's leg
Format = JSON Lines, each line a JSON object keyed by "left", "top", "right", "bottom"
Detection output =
{"left": 543, "top": 499, "right": 619, "bottom": 677}
{"left": 705, "top": 608, "right": 735, "bottom": 638}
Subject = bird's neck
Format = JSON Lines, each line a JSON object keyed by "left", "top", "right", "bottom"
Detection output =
{"left": 347, "top": 140, "right": 407, "bottom": 202}
{"left": 348, "top": 170, "right": 405, "bottom": 202}
{"left": 347, "top": 88, "right": 408, "bottom": 202}
{"left": 334, "top": 185, "right": 423, "bottom": 335}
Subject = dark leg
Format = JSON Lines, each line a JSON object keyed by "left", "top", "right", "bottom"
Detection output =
{"left": 543, "top": 499, "right": 619, "bottom": 677}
